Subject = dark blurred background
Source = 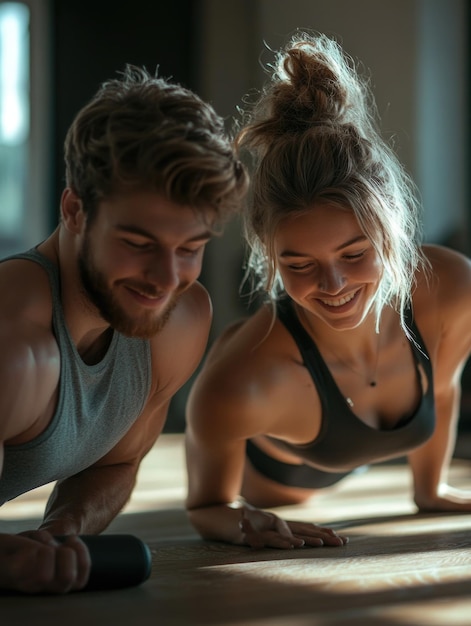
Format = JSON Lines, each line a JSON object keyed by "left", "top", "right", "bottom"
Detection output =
{"left": 0, "top": 0, "right": 469, "bottom": 442}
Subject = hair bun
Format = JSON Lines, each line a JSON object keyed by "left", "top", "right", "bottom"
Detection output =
{"left": 238, "top": 32, "right": 376, "bottom": 152}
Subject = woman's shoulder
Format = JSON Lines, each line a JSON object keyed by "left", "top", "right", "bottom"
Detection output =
{"left": 413, "top": 244, "right": 471, "bottom": 343}
{"left": 412, "top": 245, "right": 471, "bottom": 383}
{"left": 187, "top": 303, "right": 309, "bottom": 435}
{"left": 418, "top": 244, "right": 471, "bottom": 297}
{"left": 204, "top": 303, "right": 303, "bottom": 371}
{"left": 421, "top": 243, "right": 470, "bottom": 272}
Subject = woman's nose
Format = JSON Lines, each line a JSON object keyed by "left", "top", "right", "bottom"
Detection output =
{"left": 317, "top": 264, "right": 346, "bottom": 293}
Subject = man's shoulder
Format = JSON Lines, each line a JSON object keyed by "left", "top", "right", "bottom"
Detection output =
{"left": 0, "top": 254, "right": 54, "bottom": 328}
{"left": 144, "top": 282, "right": 213, "bottom": 402}
{"left": 179, "top": 280, "right": 212, "bottom": 315}
{"left": 0, "top": 262, "right": 60, "bottom": 442}
{"left": 148, "top": 282, "right": 212, "bottom": 359}
{"left": 159, "top": 281, "right": 212, "bottom": 337}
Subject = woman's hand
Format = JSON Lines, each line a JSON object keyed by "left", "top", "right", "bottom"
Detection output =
{"left": 239, "top": 506, "right": 348, "bottom": 549}
{"left": 415, "top": 485, "right": 471, "bottom": 513}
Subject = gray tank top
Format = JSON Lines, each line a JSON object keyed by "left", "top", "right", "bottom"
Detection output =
{"left": 0, "top": 249, "right": 152, "bottom": 504}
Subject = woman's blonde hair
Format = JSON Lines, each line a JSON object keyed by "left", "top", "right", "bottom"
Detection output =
{"left": 236, "top": 32, "right": 427, "bottom": 330}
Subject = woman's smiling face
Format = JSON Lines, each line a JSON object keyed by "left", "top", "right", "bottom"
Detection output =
{"left": 274, "top": 202, "right": 383, "bottom": 331}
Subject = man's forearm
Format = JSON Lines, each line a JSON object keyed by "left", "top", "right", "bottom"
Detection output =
{"left": 40, "top": 463, "right": 138, "bottom": 535}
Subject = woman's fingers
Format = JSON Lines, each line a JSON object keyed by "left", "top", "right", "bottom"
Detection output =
{"left": 289, "top": 521, "right": 349, "bottom": 546}
{"left": 240, "top": 514, "right": 305, "bottom": 549}
{"left": 239, "top": 509, "right": 348, "bottom": 550}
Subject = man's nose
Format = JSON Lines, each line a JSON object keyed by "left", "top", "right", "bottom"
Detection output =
{"left": 145, "top": 251, "right": 179, "bottom": 290}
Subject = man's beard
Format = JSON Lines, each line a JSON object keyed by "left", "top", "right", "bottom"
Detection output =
{"left": 78, "top": 236, "right": 180, "bottom": 339}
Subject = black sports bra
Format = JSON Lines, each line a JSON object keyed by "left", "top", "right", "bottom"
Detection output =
{"left": 268, "top": 298, "right": 436, "bottom": 471}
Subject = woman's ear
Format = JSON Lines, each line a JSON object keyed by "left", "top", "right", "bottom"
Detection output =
{"left": 60, "top": 188, "right": 86, "bottom": 234}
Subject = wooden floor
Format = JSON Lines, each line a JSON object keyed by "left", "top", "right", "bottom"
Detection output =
{"left": 1, "top": 434, "right": 471, "bottom": 625}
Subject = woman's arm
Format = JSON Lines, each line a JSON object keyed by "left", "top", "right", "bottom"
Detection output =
{"left": 408, "top": 382, "right": 471, "bottom": 511}
{"left": 409, "top": 246, "right": 471, "bottom": 510}
{"left": 185, "top": 424, "right": 345, "bottom": 548}
{"left": 185, "top": 362, "right": 347, "bottom": 549}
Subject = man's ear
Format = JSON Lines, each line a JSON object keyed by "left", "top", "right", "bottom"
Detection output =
{"left": 61, "top": 188, "right": 86, "bottom": 234}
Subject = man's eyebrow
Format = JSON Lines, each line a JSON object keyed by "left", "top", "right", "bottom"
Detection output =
{"left": 115, "top": 224, "right": 214, "bottom": 242}
{"left": 279, "top": 235, "right": 368, "bottom": 258}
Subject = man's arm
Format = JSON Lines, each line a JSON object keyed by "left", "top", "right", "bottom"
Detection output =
{"left": 39, "top": 399, "right": 170, "bottom": 535}
{"left": 37, "top": 281, "right": 214, "bottom": 535}
{"left": 0, "top": 531, "right": 91, "bottom": 594}
{"left": 0, "top": 328, "right": 92, "bottom": 594}
{"left": 1, "top": 282, "right": 212, "bottom": 592}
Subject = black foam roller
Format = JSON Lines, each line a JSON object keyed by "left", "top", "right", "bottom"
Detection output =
{"left": 56, "top": 534, "right": 152, "bottom": 590}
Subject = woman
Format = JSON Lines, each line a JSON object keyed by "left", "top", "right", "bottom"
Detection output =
{"left": 185, "top": 32, "right": 471, "bottom": 549}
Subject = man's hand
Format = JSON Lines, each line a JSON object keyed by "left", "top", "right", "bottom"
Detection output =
{"left": 239, "top": 507, "right": 348, "bottom": 549}
{"left": 0, "top": 531, "right": 91, "bottom": 594}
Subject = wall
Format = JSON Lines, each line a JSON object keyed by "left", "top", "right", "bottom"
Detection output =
{"left": 51, "top": 0, "right": 196, "bottom": 223}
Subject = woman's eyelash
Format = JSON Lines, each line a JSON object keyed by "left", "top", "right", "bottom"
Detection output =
{"left": 288, "top": 262, "right": 313, "bottom": 270}
{"left": 344, "top": 250, "right": 366, "bottom": 259}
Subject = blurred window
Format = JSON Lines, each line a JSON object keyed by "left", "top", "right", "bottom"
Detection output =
{"left": 0, "top": 1, "right": 29, "bottom": 246}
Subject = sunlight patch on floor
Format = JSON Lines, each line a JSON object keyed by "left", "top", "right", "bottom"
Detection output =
{"left": 205, "top": 551, "right": 471, "bottom": 590}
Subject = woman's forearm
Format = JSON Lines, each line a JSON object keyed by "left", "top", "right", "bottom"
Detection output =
{"left": 187, "top": 502, "right": 247, "bottom": 545}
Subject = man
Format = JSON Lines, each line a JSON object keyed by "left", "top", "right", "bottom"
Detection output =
{"left": 0, "top": 65, "right": 247, "bottom": 593}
